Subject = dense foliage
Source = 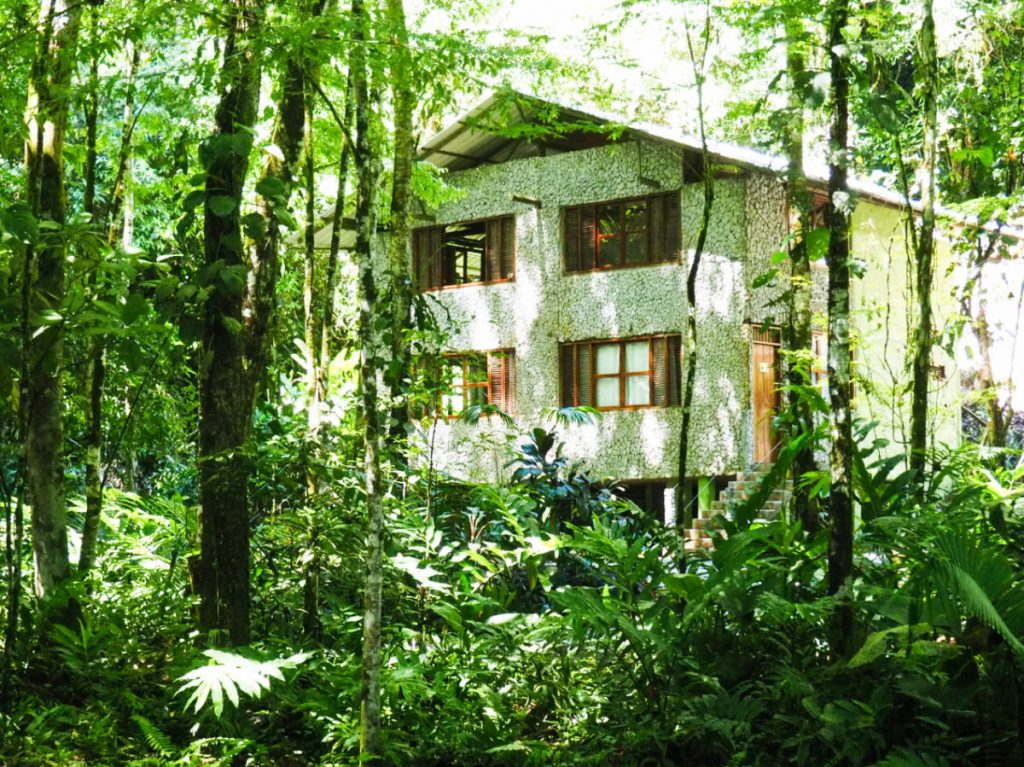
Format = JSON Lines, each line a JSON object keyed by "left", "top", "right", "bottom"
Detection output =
{"left": 2, "top": 0, "right": 1024, "bottom": 764}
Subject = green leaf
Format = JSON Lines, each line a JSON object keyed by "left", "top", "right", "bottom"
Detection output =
{"left": 183, "top": 190, "right": 206, "bottom": 212}
{"left": 255, "top": 176, "right": 287, "bottom": 199}
{"left": 121, "top": 292, "right": 149, "bottom": 325}
{"left": 242, "top": 213, "right": 267, "bottom": 242}
{"left": 208, "top": 196, "right": 238, "bottom": 217}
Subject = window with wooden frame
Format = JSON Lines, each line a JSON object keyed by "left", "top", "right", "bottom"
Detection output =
{"left": 560, "top": 335, "right": 681, "bottom": 410}
{"left": 439, "top": 350, "right": 516, "bottom": 417}
{"left": 413, "top": 216, "right": 515, "bottom": 291}
{"left": 563, "top": 192, "right": 681, "bottom": 272}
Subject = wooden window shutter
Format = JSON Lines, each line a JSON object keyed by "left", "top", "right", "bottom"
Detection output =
{"left": 488, "top": 352, "right": 505, "bottom": 411}
{"left": 485, "top": 219, "right": 502, "bottom": 283}
{"left": 500, "top": 215, "right": 515, "bottom": 279}
{"left": 660, "top": 193, "right": 681, "bottom": 263}
{"left": 564, "top": 207, "right": 580, "bottom": 271}
{"left": 413, "top": 228, "right": 430, "bottom": 291}
{"left": 649, "top": 195, "right": 664, "bottom": 264}
{"left": 667, "top": 334, "right": 682, "bottom": 405}
{"left": 580, "top": 205, "right": 597, "bottom": 271}
{"left": 560, "top": 344, "right": 576, "bottom": 407}
{"left": 505, "top": 351, "right": 516, "bottom": 413}
{"left": 486, "top": 350, "right": 515, "bottom": 413}
{"left": 652, "top": 336, "right": 667, "bottom": 405}
{"left": 576, "top": 341, "right": 593, "bottom": 406}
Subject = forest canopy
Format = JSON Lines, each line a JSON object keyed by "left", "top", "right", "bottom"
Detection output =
{"left": 1, "top": 0, "right": 1024, "bottom": 765}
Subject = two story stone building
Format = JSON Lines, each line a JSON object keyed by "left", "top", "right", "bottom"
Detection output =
{"left": 410, "top": 91, "right": 960, "bottom": 523}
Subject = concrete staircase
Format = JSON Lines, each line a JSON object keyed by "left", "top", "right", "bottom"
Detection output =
{"left": 682, "top": 464, "right": 793, "bottom": 553}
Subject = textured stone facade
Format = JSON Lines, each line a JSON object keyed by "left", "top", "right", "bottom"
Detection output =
{"left": 413, "top": 137, "right": 959, "bottom": 488}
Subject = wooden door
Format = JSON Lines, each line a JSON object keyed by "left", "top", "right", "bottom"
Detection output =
{"left": 752, "top": 327, "right": 781, "bottom": 464}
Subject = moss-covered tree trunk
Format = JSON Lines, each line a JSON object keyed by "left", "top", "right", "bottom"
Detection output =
{"left": 910, "top": 0, "right": 937, "bottom": 481}
{"left": 24, "top": 0, "right": 82, "bottom": 612}
{"left": 783, "top": 17, "right": 819, "bottom": 533}
{"left": 196, "top": 0, "right": 264, "bottom": 646}
{"left": 352, "top": 0, "right": 386, "bottom": 756}
{"left": 385, "top": 0, "right": 415, "bottom": 445}
{"left": 825, "top": 0, "right": 855, "bottom": 658}
{"left": 675, "top": 12, "right": 713, "bottom": 531}
{"left": 80, "top": 37, "right": 140, "bottom": 575}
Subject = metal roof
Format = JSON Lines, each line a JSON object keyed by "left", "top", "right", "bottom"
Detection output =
{"left": 418, "top": 90, "right": 1023, "bottom": 242}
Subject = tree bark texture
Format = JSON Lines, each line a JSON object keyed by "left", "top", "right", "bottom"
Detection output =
{"left": 909, "top": 0, "right": 938, "bottom": 480}
{"left": 197, "top": 0, "right": 264, "bottom": 646}
{"left": 784, "top": 18, "right": 819, "bottom": 533}
{"left": 80, "top": 37, "right": 140, "bottom": 575}
{"left": 353, "top": 0, "right": 386, "bottom": 757}
{"left": 24, "top": 0, "right": 82, "bottom": 607}
{"left": 825, "top": 0, "right": 855, "bottom": 659}
{"left": 676, "top": 15, "right": 713, "bottom": 530}
{"left": 385, "top": 0, "right": 415, "bottom": 445}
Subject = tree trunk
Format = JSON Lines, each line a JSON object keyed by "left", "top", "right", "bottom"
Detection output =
{"left": 24, "top": 0, "right": 83, "bottom": 613}
{"left": 353, "top": 0, "right": 386, "bottom": 756}
{"left": 80, "top": 37, "right": 140, "bottom": 575}
{"left": 676, "top": 12, "right": 713, "bottom": 531}
{"left": 825, "top": 0, "right": 855, "bottom": 659}
{"left": 302, "top": 90, "right": 323, "bottom": 640}
{"left": 196, "top": 0, "right": 264, "bottom": 646}
{"left": 909, "top": 0, "right": 937, "bottom": 481}
{"left": 385, "top": 0, "right": 415, "bottom": 447}
{"left": 783, "top": 18, "right": 819, "bottom": 533}
{"left": 321, "top": 72, "right": 353, "bottom": 379}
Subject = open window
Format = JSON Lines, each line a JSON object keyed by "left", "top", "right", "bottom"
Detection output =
{"left": 560, "top": 335, "right": 681, "bottom": 410}
{"left": 563, "top": 192, "right": 680, "bottom": 272}
{"left": 439, "top": 349, "right": 516, "bottom": 417}
{"left": 413, "top": 216, "right": 515, "bottom": 291}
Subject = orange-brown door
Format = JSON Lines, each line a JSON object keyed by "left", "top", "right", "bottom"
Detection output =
{"left": 752, "top": 327, "right": 782, "bottom": 464}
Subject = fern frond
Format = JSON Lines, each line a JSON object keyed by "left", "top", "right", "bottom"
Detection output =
{"left": 132, "top": 714, "right": 175, "bottom": 757}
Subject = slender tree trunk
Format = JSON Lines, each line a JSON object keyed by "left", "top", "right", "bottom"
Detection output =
{"left": 321, "top": 73, "right": 353, "bottom": 377}
{"left": 353, "top": 0, "right": 386, "bottom": 756}
{"left": 825, "top": 0, "right": 855, "bottom": 658}
{"left": 783, "top": 18, "right": 818, "bottom": 533}
{"left": 385, "top": 0, "right": 415, "bottom": 447}
{"left": 302, "top": 91, "right": 323, "bottom": 640}
{"left": 24, "top": 0, "right": 83, "bottom": 614}
{"left": 910, "top": 0, "right": 937, "bottom": 480}
{"left": 676, "top": 11, "right": 713, "bottom": 530}
{"left": 196, "top": 0, "right": 264, "bottom": 646}
{"left": 80, "top": 37, "right": 140, "bottom": 575}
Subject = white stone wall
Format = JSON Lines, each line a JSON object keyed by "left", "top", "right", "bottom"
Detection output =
{"left": 412, "top": 140, "right": 960, "bottom": 485}
{"left": 416, "top": 141, "right": 769, "bottom": 483}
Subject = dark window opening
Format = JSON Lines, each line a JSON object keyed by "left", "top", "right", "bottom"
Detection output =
{"left": 414, "top": 216, "right": 515, "bottom": 291}
{"left": 615, "top": 480, "right": 667, "bottom": 524}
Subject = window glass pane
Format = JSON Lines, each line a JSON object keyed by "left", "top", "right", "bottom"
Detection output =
{"left": 448, "top": 360, "right": 465, "bottom": 388}
{"left": 595, "top": 344, "right": 620, "bottom": 374}
{"left": 596, "top": 377, "right": 620, "bottom": 407}
{"left": 443, "top": 392, "right": 464, "bottom": 415}
{"left": 624, "top": 341, "right": 648, "bottom": 372}
{"left": 625, "top": 374, "right": 651, "bottom": 406}
{"left": 624, "top": 201, "right": 646, "bottom": 229}
{"left": 598, "top": 235, "right": 620, "bottom": 267}
{"left": 467, "top": 386, "right": 487, "bottom": 407}
{"left": 598, "top": 204, "right": 620, "bottom": 235}
{"left": 465, "top": 357, "right": 487, "bottom": 384}
{"left": 625, "top": 231, "right": 647, "bottom": 264}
